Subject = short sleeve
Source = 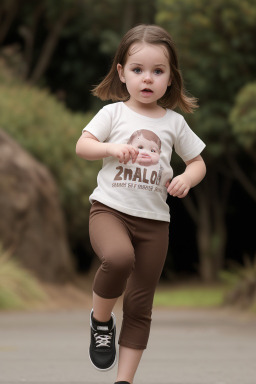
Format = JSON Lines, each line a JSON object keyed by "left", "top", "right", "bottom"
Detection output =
{"left": 82, "top": 106, "right": 112, "bottom": 142}
{"left": 174, "top": 118, "right": 206, "bottom": 162}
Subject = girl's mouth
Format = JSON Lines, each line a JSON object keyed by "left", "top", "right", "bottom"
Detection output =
{"left": 141, "top": 88, "right": 153, "bottom": 97}
{"left": 140, "top": 153, "right": 150, "bottom": 158}
{"left": 141, "top": 88, "right": 153, "bottom": 93}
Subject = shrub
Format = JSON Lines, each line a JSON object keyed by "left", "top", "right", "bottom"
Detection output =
{"left": 220, "top": 255, "right": 256, "bottom": 310}
{"left": 0, "top": 61, "right": 101, "bottom": 263}
{"left": 0, "top": 245, "right": 47, "bottom": 310}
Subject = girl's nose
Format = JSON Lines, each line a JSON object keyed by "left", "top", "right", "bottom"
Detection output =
{"left": 143, "top": 72, "right": 152, "bottom": 83}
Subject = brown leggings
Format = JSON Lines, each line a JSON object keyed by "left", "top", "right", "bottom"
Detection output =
{"left": 89, "top": 201, "right": 169, "bottom": 350}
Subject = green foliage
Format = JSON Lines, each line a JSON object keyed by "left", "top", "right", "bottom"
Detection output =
{"left": 156, "top": 0, "right": 256, "bottom": 160}
{"left": 0, "top": 62, "right": 101, "bottom": 257}
{"left": 0, "top": 244, "right": 47, "bottom": 310}
{"left": 0, "top": 0, "right": 156, "bottom": 111}
{"left": 154, "top": 284, "right": 225, "bottom": 308}
{"left": 47, "top": 0, "right": 156, "bottom": 111}
{"left": 229, "top": 82, "right": 256, "bottom": 151}
{"left": 220, "top": 256, "right": 256, "bottom": 310}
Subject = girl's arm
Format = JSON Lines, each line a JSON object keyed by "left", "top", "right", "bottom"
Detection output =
{"left": 166, "top": 155, "right": 206, "bottom": 198}
{"left": 76, "top": 131, "right": 138, "bottom": 164}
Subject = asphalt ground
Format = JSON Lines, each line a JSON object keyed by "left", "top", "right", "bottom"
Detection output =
{"left": 0, "top": 308, "right": 256, "bottom": 384}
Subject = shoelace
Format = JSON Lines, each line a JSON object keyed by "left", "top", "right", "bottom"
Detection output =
{"left": 93, "top": 331, "right": 113, "bottom": 348}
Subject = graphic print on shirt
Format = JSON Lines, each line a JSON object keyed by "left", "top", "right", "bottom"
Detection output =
{"left": 113, "top": 129, "right": 166, "bottom": 193}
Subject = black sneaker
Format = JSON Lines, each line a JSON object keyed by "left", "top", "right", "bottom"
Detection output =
{"left": 114, "top": 382, "right": 130, "bottom": 384}
{"left": 89, "top": 309, "right": 116, "bottom": 371}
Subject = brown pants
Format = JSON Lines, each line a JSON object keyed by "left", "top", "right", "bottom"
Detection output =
{"left": 89, "top": 201, "right": 169, "bottom": 350}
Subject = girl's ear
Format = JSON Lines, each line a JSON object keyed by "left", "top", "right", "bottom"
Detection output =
{"left": 168, "top": 77, "right": 172, "bottom": 87}
{"left": 117, "top": 64, "right": 125, "bottom": 83}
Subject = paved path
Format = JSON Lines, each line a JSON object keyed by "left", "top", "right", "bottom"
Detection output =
{"left": 0, "top": 308, "right": 256, "bottom": 384}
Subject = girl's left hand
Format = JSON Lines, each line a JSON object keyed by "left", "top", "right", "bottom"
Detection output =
{"left": 165, "top": 173, "right": 191, "bottom": 198}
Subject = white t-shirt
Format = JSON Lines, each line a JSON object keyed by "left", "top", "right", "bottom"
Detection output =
{"left": 83, "top": 102, "right": 205, "bottom": 222}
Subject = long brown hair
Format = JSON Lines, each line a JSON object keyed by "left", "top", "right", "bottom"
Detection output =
{"left": 92, "top": 24, "right": 198, "bottom": 113}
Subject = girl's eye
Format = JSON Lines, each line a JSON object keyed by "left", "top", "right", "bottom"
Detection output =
{"left": 151, "top": 149, "right": 156, "bottom": 153}
{"left": 133, "top": 68, "right": 142, "bottom": 74}
{"left": 154, "top": 69, "right": 163, "bottom": 75}
{"left": 138, "top": 145, "right": 143, "bottom": 149}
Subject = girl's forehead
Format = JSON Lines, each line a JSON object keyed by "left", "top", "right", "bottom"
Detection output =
{"left": 127, "top": 42, "right": 169, "bottom": 60}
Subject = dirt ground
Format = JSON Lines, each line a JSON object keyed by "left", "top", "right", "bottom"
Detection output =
{"left": 38, "top": 275, "right": 94, "bottom": 311}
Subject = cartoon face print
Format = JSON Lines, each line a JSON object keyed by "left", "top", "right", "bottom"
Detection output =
{"left": 128, "top": 129, "right": 161, "bottom": 166}
{"left": 133, "top": 136, "right": 160, "bottom": 166}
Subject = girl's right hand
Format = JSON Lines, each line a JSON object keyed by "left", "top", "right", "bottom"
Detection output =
{"left": 106, "top": 143, "right": 139, "bottom": 164}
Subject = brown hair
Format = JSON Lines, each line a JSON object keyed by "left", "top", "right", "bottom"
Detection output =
{"left": 127, "top": 130, "right": 161, "bottom": 152}
{"left": 92, "top": 24, "right": 198, "bottom": 113}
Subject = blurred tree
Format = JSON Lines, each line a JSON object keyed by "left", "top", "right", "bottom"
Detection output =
{"left": 157, "top": 0, "right": 256, "bottom": 280}
{"left": 45, "top": 0, "right": 156, "bottom": 111}
{"left": 0, "top": 0, "right": 156, "bottom": 111}
{"left": 0, "top": 0, "right": 80, "bottom": 82}
{"left": 26, "top": 0, "right": 78, "bottom": 84}
{"left": 0, "top": 0, "right": 21, "bottom": 45}
{"left": 229, "top": 82, "right": 256, "bottom": 202}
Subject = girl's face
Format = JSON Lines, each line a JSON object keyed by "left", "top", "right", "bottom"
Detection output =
{"left": 117, "top": 43, "right": 172, "bottom": 110}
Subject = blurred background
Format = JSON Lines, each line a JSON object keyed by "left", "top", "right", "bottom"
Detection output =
{"left": 0, "top": 0, "right": 255, "bottom": 311}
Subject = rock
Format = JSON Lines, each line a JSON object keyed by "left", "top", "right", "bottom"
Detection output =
{"left": 0, "top": 129, "right": 74, "bottom": 282}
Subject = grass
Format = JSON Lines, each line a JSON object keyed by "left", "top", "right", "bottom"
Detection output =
{"left": 220, "top": 256, "right": 256, "bottom": 311}
{"left": 154, "top": 283, "right": 227, "bottom": 308}
{"left": 0, "top": 245, "right": 47, "bottom": 310}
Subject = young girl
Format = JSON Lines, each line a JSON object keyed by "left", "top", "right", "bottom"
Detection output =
{"left": 76, "top": 24, "right": 206, "bottom": 384}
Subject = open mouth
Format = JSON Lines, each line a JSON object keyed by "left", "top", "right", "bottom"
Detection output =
{"left": 141, "top": 88, "right": 153, "bottom": 93}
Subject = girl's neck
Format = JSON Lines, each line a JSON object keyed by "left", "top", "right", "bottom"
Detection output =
{"left": 124, "top": 100, "right": 166, "bottom": 119}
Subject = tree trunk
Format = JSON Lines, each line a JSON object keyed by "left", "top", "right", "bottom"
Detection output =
{"left": 196, "top": 195, "right": 227, "bottom": 281}
{"left": 183, "top": 172, "right": 231, "bottom": 282}
{"left": 0, "top": 0, "right": 20, "bottom": 45}
{"left": 227, "top": 152, "right": 256, "bottom": 202}
{"left": 28, "top": 9, "right": 73, "bottom": 84}
{"left": 121, "top": 0, "right": 135, "bottom": 34}
{"left": 19, "top": 3, "right": 44, "bottom": 79}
